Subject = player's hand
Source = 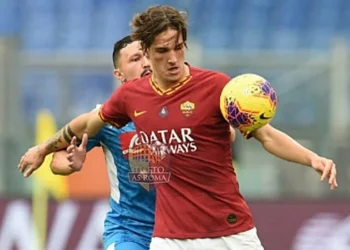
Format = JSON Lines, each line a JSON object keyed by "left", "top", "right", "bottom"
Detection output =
{"left": 18, "top": 146, "right": 46, "bottom": 178}
{"left": 66, "top": 134, "right": 88, "bottom": 171}
{"left": 310, "top": 156, "right": 338, "bottom": 190}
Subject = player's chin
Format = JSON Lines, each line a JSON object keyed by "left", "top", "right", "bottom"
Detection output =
{"left": 166, "top": 72, "right": 182, "bottom": 82}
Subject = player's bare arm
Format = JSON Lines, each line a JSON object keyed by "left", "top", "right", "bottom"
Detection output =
{"left": 18, "top": 109, "right": 106, "bottom": 177}
{"left": 252, "top": 124, "right": 338, "bottom": 190}
{"left": 50, "top": 134, "right": 88, "bottom": 175}
{"left": 50, "top": 151, "right": 76, "bottom": 175}
{"left": 229, "top": 126, "right": 236, "bottom": 143}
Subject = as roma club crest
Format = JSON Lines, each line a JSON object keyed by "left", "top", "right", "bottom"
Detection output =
{"left": 180, "top": 101, "right": 195, "bottom": 117}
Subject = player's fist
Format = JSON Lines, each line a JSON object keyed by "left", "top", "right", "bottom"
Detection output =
{"left": 66, "top": 134, "right": 88, "bottom": 171}
{"left": 310, "top": 156, "right": 338, "bottom": 190}
{"left": 18, "top": 146, "right": 46, "bottom": 178}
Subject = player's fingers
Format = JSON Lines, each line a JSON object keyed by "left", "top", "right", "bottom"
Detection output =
{"left": 18, "top": 155, "right": 27, "bottom": 171}
{"left": 320, "top": 160, "right": 332, "bottom": 181}
{"left": 18, "top": 158, "right": 24, "bottom": 171}
{"left": 23, "top": 165, "right": 35, "bottom": 178}
{"left": 66, "top": 153, "right": 74, "bottom": 161}
{"left": 19, "top": 158, "right": 29, "bottom": 173}
{"left": 70, "top": 136, "right": 77, "bottom": 146}
{"left": 80, "top": 133, "right": 88, "bottom": 150}
{"left": 67, "top": 144, "right": 75, "bottom": 153}
{"left": 328, "top": 163, "right": 337, "bottom": 183}
{"left": 330, "top": 177, "right": 338, "bottom": 190}
{"left": 18, "top": 155, "right": 24, "bottom": 169}
{"left": 329, "top": 164, "right": 337, "bottom": 189}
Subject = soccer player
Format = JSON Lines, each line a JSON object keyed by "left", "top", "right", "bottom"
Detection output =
{"left": 50, "top": 35, "right": 155, "bottom": 250}
{"left": 19, "top": 5, "right": 337, "bottom": 250}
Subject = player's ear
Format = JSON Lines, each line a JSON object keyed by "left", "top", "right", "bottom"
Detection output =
{"left": 114, "top": 69, "right": 126, "bottom": 83}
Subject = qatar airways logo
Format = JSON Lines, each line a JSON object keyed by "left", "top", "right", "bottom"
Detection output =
{"left": 127, "top": 128, "right": 197, "bottom": 189}
{"left": 129, "top": 128, "right": 197, "bottom": 154}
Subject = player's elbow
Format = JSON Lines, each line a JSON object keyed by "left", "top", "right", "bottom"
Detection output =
{"left": 50, "top": 152, "right": 76, "bottom": 176}
{"left": 50, "top": 163, "right": 76, "bottom": 176}
{"left": 50, "top": 165, "right": 64, "bottom": 175}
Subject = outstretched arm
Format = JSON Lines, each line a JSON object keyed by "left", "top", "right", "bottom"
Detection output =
{"left": 19, "top": 83, "right": 131, "bottom": 178}
{"left": 18, "top": 109, "right": 105, "bottom": 177}
{"left": 252, "top": 124, "right": 338, "bottom": 190}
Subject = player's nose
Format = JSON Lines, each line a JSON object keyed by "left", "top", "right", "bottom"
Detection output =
{"left": 142, "top": 56, "right": 150, "bottom": 68}
{"left": 167, "top": 50, "right": 177, "bottom": 65}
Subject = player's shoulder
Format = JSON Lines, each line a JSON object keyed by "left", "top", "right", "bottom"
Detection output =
{"left": 121, "top": 75, "right": 150, "bottom": 91}
{"left": 111, "top": 77, "right": 150, "bottom": 103}
{"left": 89, "top": 104, "right": 115, "bottom": 129}
{"left": 190, "top": 65, "right": 231, "bottom": 88}
{"left": 190, "top": 65, "right": 230, "bottom": 81}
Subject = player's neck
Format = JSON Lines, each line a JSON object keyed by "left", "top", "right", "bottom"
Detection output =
{"left": 153, "top": 64, "right": 190, "bottom": 91}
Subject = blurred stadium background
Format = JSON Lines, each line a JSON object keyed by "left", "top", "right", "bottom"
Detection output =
{"left": 0, "top": 0, "right": 349, "bottom": 249}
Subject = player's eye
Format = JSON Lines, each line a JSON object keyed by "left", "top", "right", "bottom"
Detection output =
{"left": 175, "top": 43, "right": 184, "bottom": 50}
{"left": 156, "top": 48, "right": 167, "bottom": 53}
{"left": 131, "top": 57, "right": 140, "bottom": 62}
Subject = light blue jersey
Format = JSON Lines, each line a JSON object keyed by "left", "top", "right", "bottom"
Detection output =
{"left": 86, "top": 122, "right": 156, "bottom": 250}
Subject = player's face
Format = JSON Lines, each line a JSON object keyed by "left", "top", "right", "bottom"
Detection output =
{"left": 147, "top": 28, "right": 186, "bottom": 85}
{"left": 114, "top": 41, "right": 151, "bottom": 82}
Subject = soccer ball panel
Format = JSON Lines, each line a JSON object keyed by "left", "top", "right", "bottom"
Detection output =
{"left": 220, "top": 74, "right": 278, "bottom": 137}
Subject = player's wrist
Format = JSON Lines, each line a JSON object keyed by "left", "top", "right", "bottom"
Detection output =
{"left": 305, "top": 152, "right": 319, "bottom": 168}
{"left": 39, "top": 144, "right": 51, "bottom": 156}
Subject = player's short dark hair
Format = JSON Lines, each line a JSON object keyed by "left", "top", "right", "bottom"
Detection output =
{"left": 130, "top": 5, "right": 188, "bottom": 51}
{"left": 112, "top": 35, "right": 133, "bottom": 68}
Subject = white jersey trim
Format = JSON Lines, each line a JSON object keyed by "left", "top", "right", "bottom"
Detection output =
{"left": 101, "top": 142, "right": 120, "bottom": 203}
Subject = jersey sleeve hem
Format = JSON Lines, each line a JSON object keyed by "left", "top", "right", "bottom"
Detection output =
{"left": 98, "top": 106, "right": 122, "bottom": 128}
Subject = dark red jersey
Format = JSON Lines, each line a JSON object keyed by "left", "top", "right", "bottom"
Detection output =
{"left": 100, "top": 66, "right": 254, "bottom": 239}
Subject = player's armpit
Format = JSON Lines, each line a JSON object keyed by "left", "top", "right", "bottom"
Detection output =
{"left": 50, "top": 151, "right": 76, "bottom": 176}
{"left": 229, "top": 126, "right": 236, "bottom": 143}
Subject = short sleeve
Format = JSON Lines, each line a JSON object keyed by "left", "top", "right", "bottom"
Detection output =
{"left": 99, "top": 83, "right": 131, "bottom": 128}
{"left": 213, "top": 71, "right": 231, "bottom": 113}
{"left": 215, "top": 72, "right": 232, "bottom": 93}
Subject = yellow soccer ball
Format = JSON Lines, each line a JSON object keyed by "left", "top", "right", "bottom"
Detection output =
{"left": 220, "top": 73, "right": 278, "bottom": 137}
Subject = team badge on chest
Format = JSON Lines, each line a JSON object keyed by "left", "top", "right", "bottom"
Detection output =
{"left": 180, "top": 101, "right": 195, "bottom": 117}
